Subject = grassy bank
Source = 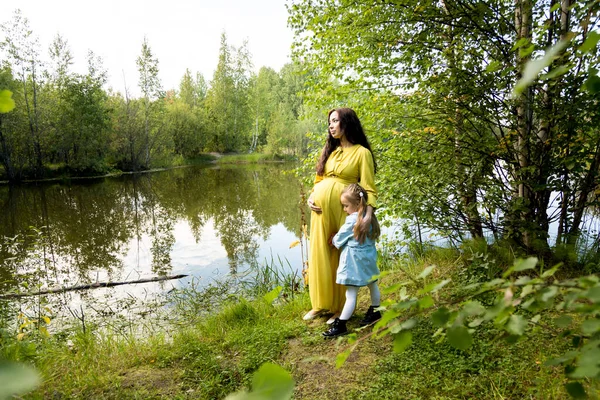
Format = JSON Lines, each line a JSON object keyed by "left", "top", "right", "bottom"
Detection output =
{"left": 0, "top": 153, "right": 296, "bottom": 183}
{"left": 215, "top": 153, "right": 296, "bottom": 164}
{"left": 1, "top": 246, "right": 597, "bottom": 399}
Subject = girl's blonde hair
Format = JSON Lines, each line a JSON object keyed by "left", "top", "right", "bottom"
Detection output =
{"left": 341, "top": 183, "right": 381, "bottom": 243}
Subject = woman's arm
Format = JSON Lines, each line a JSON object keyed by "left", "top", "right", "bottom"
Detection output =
{"left": 308, "top": 174, "right": 323, "bottom": 213}
{"left": 357, "top": 148, "right": 377, "bottom": 242}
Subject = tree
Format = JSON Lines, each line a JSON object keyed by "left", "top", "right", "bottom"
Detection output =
{"left": 205, "top": 32, "right": 235, "bottom": 152}
{"left": 136, "top": 36, "right": 164, "bottom": 168}
{"left": 289, "top": 0, "right": 600, "bottom": 256}
{"left": 205, "top": 32, "right": 254, "bottom": 152}
{"left": 1, "top": 9, "right": 45, "bottom": 176}
{"left": 249, "top": 66, "right": 279, "bottom": 151}
{"left": 179, "top": 68, "right": 196, "bottom": 107}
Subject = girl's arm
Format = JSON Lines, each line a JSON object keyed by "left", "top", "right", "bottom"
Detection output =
{"left": 332, "top": 216, "right": 355, "bottom": 249}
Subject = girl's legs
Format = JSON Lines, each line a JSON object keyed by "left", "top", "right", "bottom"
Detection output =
{"left": 340, "top": 286, "right": 359, "bottom": 321}
{"left": 360, "top": 281, "right": 382, "bottom": 326}
{"left": 324, "top": 286, "right": 358, "bottom": 337}
{"left": 368, "top": 281, "right": 380, "bottom": 306}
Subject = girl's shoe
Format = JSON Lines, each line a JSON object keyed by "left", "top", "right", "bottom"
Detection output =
{"left": 359, "top": 305, "right": 381, "bottom": 326}
{"left": 323, "top": 318, "right": 348, "bottom": 338}
{"left": 303, "top": 309, "right": 324, "bottom": 320}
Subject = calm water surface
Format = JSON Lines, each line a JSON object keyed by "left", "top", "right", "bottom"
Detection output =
{"left": 0, "top": 163, "right": 305, "bottom": 317}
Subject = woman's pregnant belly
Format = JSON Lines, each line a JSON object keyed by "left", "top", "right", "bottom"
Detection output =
{"left": 312, "top": 178, "right": 346, "bottom": 210}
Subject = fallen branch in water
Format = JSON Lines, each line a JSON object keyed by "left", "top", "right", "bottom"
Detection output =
{"left": 0, "top": 274, "right": 189, "bottom": 299}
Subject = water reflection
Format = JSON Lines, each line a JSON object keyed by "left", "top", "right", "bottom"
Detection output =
{"left": 0, "top": 164, "right": 304, "bottom": 297}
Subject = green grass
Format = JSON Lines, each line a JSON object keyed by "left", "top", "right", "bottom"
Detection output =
{"left": 1, "top": 244, "right": 597, "bottom": 399}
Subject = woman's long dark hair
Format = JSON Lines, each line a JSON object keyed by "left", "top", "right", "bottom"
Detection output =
{"left": 316, "top": 108, "right": 376, "bottom": 175}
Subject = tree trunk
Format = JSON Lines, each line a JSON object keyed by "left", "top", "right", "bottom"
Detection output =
{"left": 0, "top": 115, "right": 16, "bottom": 181}
{"left": 443, "top": 0, "right": 483, "bottom": 238}
{"left": 514, "top": 0, "right": 536, "bottom": 249}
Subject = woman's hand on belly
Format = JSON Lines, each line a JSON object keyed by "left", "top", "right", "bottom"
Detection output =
{"left": 308, "top": 198, "right": 322, "bottom": 214}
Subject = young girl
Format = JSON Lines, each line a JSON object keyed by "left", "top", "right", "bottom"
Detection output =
{"left": 323, "top": 183, "right": 382, "bottom": 337}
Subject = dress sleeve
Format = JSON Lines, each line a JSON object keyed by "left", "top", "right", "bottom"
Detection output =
{"left": 332, "top": 215, "right": 356, "bottom": 249}
{"left": 359, "top": 148, "right": 377, "bottom": 208}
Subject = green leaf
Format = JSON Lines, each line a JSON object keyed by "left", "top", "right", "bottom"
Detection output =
{"left": 540, "top": 64, "right": 571, "bottom": 80}
{"left": 541, "top": 264, "right": 561, "bottom": 278}
{"left": 431, "top": 307, "right": 450, "bottom": 327}
{"left": 418, "top": 265, "right": 435, "bottom": 279}
{"left": 430, "top": 279, "right": 451, "bottom": 293}
{"left": 506, "top": 315, "right": 527, "bottom": 336}
{"left": 468, "top": 318, "right": 484, "bottom": 328}
{"left": 519, "top": 44, "right": 535, "bottom": 58}
{"left": 565, "top": 382, "right": 587, "bottom": 399}
{"left": 393, "top": 331, "right": 412, "bottom": 353}
{"left": 554, "top": 315, "right": 573, "bottom": 328}
{"left": 418, "top": 295, "right": 434, "bottom": 309}
{"left": 374, "top": 309, "right": 401, "bottom": 333}
{"left": 584, "top": 75, "right": 600, "bottom": 94}
{"left": 0, "top": 90, "right": 16, "bottom": 113}
{"left": 579, "top": 31, "right": 600, "bottom": 54}
{"left": 390, "top": 318, "right": 417, "bottom": 334}
{"left": 513, "top": 41, "right": 568, "bottom": 96}
{"left": 486, "top": 60, "right": 502, "bottom": 72}
{"left": 545, "top": 351, "right": 579, "bottom": 366}
{"left": 569, "top": 365, "right": 600, "bottom": 379}
{"left": 581, "top": 318, "right": 600, "bottom": 335}
{"left": 539, "top": 286, "right": 559, "bottom": 303}
{"left": 447, "top": 325, "right": 473, "bottom": 351}
{"left": 335, "top": 350, "right": 351, "bottom": 369}
{"left": 515, "top": 276, "right": 532, "bottom": 285}
{"left": 0, "top": 361, "right": 40, "bottom": 399}
{"left": 512, "top": 37, "right": 530, "bottom": 50}
{"left": 381, "top": 283, "right": 406, "bottom": 295}
{"left": 520, "top": 285, "right": 534, "bottom": 298}
{"left": 228, "top": 362, "right": 295, "bottom": 400}
{"left": 346, "top": 333, "right": 358, "bottom": 345}
{"left": 462, "top": 301, "right": 485, "bottom": 316}
{"left": 263, "top": 286, "right": 282, "bottom": 303}
{"left": 514, "top": 257, "right": 538, "bottom": 272}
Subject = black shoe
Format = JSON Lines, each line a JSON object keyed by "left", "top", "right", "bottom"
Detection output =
{"left": 360, "top": 306, "right": 381, "bottom": 326}
{"left": 322, "top": 318, "right": 348, "bottom": 338}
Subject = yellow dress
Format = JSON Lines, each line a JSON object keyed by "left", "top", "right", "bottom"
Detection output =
{"left": 308, "top": 144, "right": 377, "bottom": 313}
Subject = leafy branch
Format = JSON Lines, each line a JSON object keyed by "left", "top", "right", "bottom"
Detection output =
{"left": 337, "top": 258, "right": 600, "bottom": 399}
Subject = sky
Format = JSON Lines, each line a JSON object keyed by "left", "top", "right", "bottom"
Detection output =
{"left": 1, "top": 0, "right": 294, "bottom": 96}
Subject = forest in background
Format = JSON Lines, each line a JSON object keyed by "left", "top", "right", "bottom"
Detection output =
{"left": 0, "top": 10, "right": 316, "bottom": 182}
{"left": 2, "top": 1, "right": 600, "bottom": 259}
{"left": 1, "top": 1, "right": 600, "bottom": 398}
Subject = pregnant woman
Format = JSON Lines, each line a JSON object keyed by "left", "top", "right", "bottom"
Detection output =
{"left": 304, "top": 107, "right": 377, "bottom": 324}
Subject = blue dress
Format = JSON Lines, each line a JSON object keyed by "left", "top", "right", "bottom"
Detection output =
{"left": 332, "top": 212, "right": 379, "bottom": 287}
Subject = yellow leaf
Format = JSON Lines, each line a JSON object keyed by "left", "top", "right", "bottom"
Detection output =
{"left": 39, "top": 326, "right": 49, "bottom": 337}
{"left": 0, "top": 90, "right": 16, "bottom": 113}
{"left": 289, "top": 240, "right": 301, "bottom": 249}
{"left": 17, "top": 333, "right": 26, "bottom": 341}
{"left": 42, "top": 316, "right": 51, "bottom": 324}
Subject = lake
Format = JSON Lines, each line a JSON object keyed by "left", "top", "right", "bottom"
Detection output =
{"left": 0, "top": 163, "right": 306, "bottom": 322}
